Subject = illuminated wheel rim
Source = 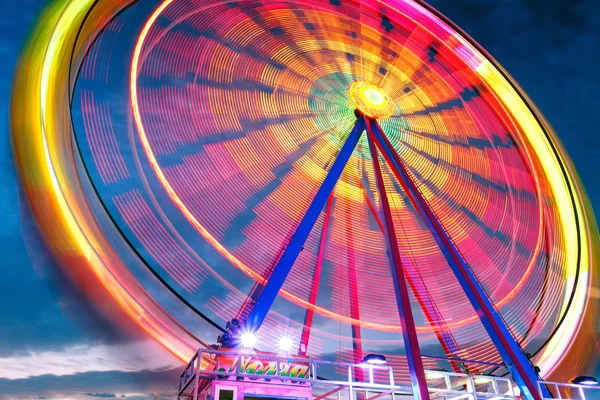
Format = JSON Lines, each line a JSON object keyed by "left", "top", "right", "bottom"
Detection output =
{"left": 11, "top": 0, "right": 599, "bottom": 383}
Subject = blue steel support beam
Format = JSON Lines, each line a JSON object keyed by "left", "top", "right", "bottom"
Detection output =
{"left": 245, "top": 119, "right": 366, "bottom": 332}
{"left": 367, "top": 118, "right": 549, "bottom": 400}
{"left": 366, "top": 123, "right": 430, "bottom": 400}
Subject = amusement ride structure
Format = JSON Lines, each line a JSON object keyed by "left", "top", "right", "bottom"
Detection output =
{"left": 10, "top": 0, "right": 600, "bottom": 400}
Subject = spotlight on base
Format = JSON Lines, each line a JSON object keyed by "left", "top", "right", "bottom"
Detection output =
{"left": 278, "top": 335, "right": 294, "bottom": 354}
{"left": 240, "top": 331, "right": 257, "bottom": 349}
{"left": 572, "top": 376, "right": 598, "bottom": 385}
{"left": 361, "top": 354, "right": 387, "bottom": 365}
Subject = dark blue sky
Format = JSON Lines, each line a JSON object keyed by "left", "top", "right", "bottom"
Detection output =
{"left": 0, "top": 0, "right": 598, "bottom": 398}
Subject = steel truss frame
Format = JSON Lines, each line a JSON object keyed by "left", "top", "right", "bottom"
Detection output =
{"left": 240, "top": 116, "right": 550, "bottom": 400}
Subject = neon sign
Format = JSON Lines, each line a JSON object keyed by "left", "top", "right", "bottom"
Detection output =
{"left": 216, "top": 354, "right": 310, "bottom": 382}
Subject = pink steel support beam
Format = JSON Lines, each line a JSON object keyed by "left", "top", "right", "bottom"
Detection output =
{"left": 366, "top": 121, "right": 430, "bottom": 400}
{"left": 353, "top": 175, "right": 463, "bottom": 372}
{"left": 299, "top": 194, "right": 334, "bottom": 356}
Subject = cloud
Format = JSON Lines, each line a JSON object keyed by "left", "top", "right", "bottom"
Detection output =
{"left": 0, "top": 367, "right": 182, "bottom": 399}
{"left": 0, "top": 340, "right": 181, "bottom": 380}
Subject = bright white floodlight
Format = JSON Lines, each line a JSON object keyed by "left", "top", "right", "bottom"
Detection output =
{"left": 278, "top": 335, "right": 294, "bottom": 354}
{"left": 240, "top": 331, "right": 257, "bottom": 349}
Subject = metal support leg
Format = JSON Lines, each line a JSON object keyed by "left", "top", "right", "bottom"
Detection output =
{"left": 353, "top": 175, "right": 463, "bottom": 372}
{"left": 367, "top": 118, "right": 549, "bottom": 400}
{"left": 344, "top": 176, "right": 364, "bottom": 382}
{"left": 366, "top": 121, "right": 430, "bottom": 400}
{"left": 246, "top": 119, "right": 366, "bottom": 332}
{"left": 299, "top": 194, "right": 333, "bottom": 356}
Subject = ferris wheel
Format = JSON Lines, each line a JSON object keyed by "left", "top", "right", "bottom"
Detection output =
{"left": 11, "top": 0, "right": 599, "bottom": 399}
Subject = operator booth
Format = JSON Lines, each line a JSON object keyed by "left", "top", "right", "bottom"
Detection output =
{"left": 178, "top": 349, "right": 313, "bottom": 400}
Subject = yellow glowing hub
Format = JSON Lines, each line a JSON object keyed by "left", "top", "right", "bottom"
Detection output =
{"left": 349, "top": 81, "right": 394, "bottom": 119}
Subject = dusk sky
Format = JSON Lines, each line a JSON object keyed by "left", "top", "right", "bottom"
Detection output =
{"left": 0, "top": 0, "right": 598, "bottom": 398}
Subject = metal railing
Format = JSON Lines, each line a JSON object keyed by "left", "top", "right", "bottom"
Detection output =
{"left": 177, "top": 349, "right": 523, "bottom": 400}
{"left": 538, "top": 381, "right": 600, "bottom": 400}
{"left": 425, "top": 370, "right": 515, "bottom": 400}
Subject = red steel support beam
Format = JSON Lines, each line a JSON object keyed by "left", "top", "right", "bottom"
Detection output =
{"left": 345, "top": 171, "right": 364, "bottom": 381}
{"left": 366, "top": 120, "right": 430, "bottom": 400}
{"left": 353, "top": 175, "right": 463, "bottom": 372}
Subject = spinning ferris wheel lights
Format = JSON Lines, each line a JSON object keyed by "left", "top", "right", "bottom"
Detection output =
{"left": 11, "top": 0, "right": 600, "bottom": 399}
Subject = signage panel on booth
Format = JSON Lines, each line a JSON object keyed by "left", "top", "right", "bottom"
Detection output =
{"left": 215, "top": 352, "right": 310, "bottom": 383}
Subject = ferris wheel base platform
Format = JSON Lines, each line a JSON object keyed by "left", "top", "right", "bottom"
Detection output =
{"left": 177, "top": 349, "right": 599, "bottom": 400}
